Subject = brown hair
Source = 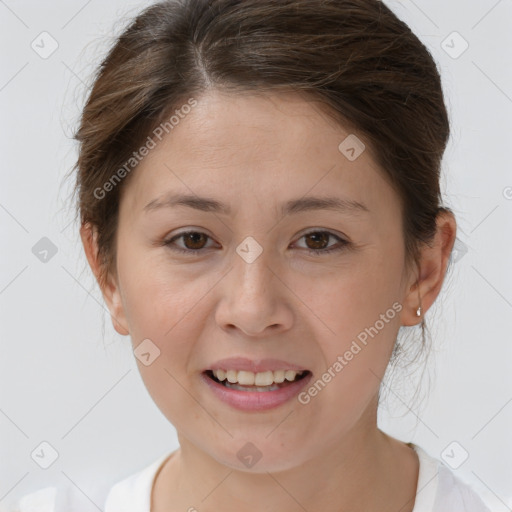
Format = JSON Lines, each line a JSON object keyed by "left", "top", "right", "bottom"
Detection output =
{"left": 68, "top": 0, "right": 453, "bottom": 391}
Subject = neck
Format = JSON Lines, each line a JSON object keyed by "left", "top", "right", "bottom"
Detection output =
{"left": 152, "top": 401, "right": 419, "bottom": 512}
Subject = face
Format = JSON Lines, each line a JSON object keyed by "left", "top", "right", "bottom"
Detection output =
{"left": 102, "top": 90, "right": 417, "bottom": 472}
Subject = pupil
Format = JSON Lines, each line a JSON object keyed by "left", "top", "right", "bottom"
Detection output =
{"left": 185, "top": 232, "right": 206, "bottom": 249}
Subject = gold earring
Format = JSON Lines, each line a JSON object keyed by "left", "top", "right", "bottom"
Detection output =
{"left": 416, "top": 306, "right": 422, "bottom": 317}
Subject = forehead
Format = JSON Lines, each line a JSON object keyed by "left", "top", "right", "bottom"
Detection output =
{"left": 120, "top": 89, "right": 400, "bottom": 221}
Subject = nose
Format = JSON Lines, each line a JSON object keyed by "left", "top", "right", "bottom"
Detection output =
{"left": 214, "top": 246, "right": 294, "bottom": 337}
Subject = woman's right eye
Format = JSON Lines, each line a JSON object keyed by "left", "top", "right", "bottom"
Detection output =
{"left": 163, "top": 231, "right": 215, "bottom": 254}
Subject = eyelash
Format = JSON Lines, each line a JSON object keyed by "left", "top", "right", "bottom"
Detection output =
{"left": 162, "top": 230, "right": 349, "bottom": 256}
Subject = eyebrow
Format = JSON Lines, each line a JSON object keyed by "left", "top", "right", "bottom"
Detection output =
{"left": 143, "top": 193, "right": 370, "bottom": 216}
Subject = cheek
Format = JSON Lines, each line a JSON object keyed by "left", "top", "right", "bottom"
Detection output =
{"left": 117, "top": 245, "right": 203, "bottom": 336}
{"left": 293, "top": 249, "right": 402, "bottom": 404}
{"left": 124, "top": 282, "right": 205, "bottom": 360}
{"left": 123, "top": 273, "right": 209, "bottom": 427}
{"left": 296, "top": 252, "right": 402, "bottom": 340}
{"left": 117, "top": 257, "right": 212, "bottom": 415}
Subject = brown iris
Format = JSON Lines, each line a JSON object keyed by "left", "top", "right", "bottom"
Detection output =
{"left": 303, "top": 232, "right": 330, "bottom": 250}
{"left": 182, "top": 232, "right": 208, "bottom": 250}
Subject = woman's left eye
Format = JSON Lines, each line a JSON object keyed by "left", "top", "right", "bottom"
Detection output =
{"left": 162, "top": 230, "right": 349, "bottom": 255}
{"left": 294, "top": 230, "right": 349, "bottom": 255}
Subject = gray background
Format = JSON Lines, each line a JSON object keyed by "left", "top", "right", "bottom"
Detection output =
{"left": 1, "top": 0, "right": 511, "bottom": 510}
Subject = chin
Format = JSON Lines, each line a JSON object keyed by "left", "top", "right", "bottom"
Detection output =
{"left": 207, "top": 437, "right": 309, "bottom": 474}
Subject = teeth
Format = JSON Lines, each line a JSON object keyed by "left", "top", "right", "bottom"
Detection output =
{"left": 273, "top": 370, "right": 285, "bottom": 383}
{"left": 211, "top": 368, "right": 305, "bottom": 386}
{"left": 215, "top": 369, "right": 226, "bottom": 381}
{"left": 285, "top": 370, "right": 297, "bottom": 381}
{"left": 238, "top": 371, "right": 255, "bottom": 385}
{"left": 255, "top": 371, "right": 273, "bottom": 386}
{"left": 226, "top": 370, "right": 237, "bottom": 383}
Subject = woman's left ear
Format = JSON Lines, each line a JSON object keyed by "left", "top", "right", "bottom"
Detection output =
{"left": 400, "top": 210, "right": 457, "bottom": 326}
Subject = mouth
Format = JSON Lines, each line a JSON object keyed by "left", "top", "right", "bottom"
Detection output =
{"left": 204, "top": 368, "right": 311, "bottom": 392}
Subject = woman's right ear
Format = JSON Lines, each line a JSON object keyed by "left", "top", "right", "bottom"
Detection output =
{"left": 79, "top": 222, "right": 130, "bottom": 336}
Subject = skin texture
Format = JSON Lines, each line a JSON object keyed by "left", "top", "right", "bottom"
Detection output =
{"left": 81, "top": 89, "right": 456, "bottom": 512}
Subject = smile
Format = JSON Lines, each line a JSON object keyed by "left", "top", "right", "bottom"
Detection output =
{"left": 202, "top": 368, "right": 312, "bottom": 410}
{"left": 206, "top": 369, "right": 309, "bottom": 391}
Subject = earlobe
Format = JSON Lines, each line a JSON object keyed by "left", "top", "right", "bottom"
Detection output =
{"left": 400, "top": 211, "right": 457, "bottom": 327}
{"left": 79, "top": 222, "right": 130, "bottom": 336}
{"left": 108, "top": 286, "right": 130, "bottom": 336}
{"left": 400, "top": 274, "right": 424, "bottom": 327}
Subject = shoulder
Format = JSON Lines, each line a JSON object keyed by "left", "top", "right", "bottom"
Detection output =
{"left": 434, "top": 463, "right": 492, "bottom": 512}
{"left": 13, "top": 486, "right": 57, "bottom": 512}
{"left": 12, "top": 452, "right": 173, "bottom": 512}
{"left": 13, "top": 481, "right": 111, "bottom": 512}
{"left": 411, "top": 443, "right": 491, "bottom": 512}
{"left": 104, "top": 452, "right": 173, "bottom": 512}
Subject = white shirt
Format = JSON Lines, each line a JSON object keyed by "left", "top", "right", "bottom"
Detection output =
{"left": 13, "top": 443, "right": 491, "bottom": 512}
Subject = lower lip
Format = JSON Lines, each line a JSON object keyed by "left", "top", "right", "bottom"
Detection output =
{"left": 201, "top": 372, "right": 313, "bottom": 411}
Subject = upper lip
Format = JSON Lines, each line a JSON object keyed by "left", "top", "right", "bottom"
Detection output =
{"left": 205, "top": 357, "right": 309, "bottom": 373}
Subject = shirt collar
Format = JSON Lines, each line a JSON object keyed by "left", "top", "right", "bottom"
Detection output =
{"left": 409, "top": 443, "right": 440, "bottom": 512}
{"left": 103, "top": 444, "right": 439, "bottom": 512}
{"left": 104, "top": 452, "right": 173, "bottom": 512}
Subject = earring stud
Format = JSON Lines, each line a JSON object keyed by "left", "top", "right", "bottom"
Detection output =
{"left": 416, "top": 306, "right": 422, "bottom": 317}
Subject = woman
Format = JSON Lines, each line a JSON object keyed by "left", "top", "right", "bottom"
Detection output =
{"left": 15, "top": 0, "right": 491, "bottom": 510}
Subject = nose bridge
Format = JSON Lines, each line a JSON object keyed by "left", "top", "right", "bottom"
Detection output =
{"left": 214, "top": 234, "right": 292, "bottom": 335}
{"left": 232, "top": 235, "right": 274, "bottom": 301}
